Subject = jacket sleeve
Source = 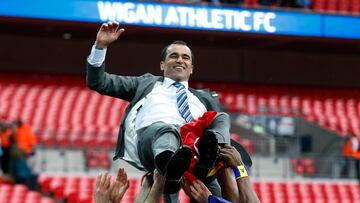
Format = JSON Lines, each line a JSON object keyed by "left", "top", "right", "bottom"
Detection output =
{"left": 200, "top": 89, "right": 222, "bottom": 112}
{"left": 210, "top": 91, "right": 222, "bottom": 112}
{"left": 86, "top": 62, "right": 151, "bottom": 102}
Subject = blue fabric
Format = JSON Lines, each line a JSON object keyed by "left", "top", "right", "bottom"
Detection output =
{"left": 208, "top": 195, "right": 232, "bottom": 203}
{"left": 245, "top": 164, "right": 250, "bottom": 175}
{"left": 11, "top": 158, "right": 31, "bottom": 180}
{"left": 297, "top": 0, "right": 311, "bottom": 7}
{"left": 173, "top": 82, "right": 193, "bottom": 122}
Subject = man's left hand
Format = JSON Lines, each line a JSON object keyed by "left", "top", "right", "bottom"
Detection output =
{"left": 109, "top": 168, "right": 130, "bottom": 203}
{"left": 95, "top": 172, "right": 111, "bottom": 203}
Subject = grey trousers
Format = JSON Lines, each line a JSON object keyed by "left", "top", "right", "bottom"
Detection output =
{"left": 136, "top": 112, "right": 230, "bottom": 202}
{"left": 136, "top": 112, "right": 231, "bottom": 172}
{"left": 137, "top": 121, "right": 182, "bottom": 173}
{"left": 206, "top": 112, "right": 231, "bottom": 144}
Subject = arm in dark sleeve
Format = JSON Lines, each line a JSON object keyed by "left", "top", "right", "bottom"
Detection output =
{"left": 86, "top": 62, "right": 140, "bottom": 102}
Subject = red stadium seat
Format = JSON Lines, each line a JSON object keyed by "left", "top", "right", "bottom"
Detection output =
{"left": 351, "top": 0, "right": 360, "bottom": 14}
{"left": 268, "top": 95, "right": 279, "bottom": 114}
{"left": 38, "top": 176, "right": 52, "bottom": 194}
{"left": 339, "top": 0, "right": 350, "bottom": 13}
{"left": 291, "top": 159, "right": 303, "bottom": 174}
{"left": 243, "top": 0, "right": 259, "bottom": 8}
{"left": 313, "top": 0, "right": 326, "bottom": 12}
{"left": 246, "top": 94, "right": 258, "bottom": 114}
{"left": 279, "top": 95, "right": 291, "bottom": 115}
{"left": 231, "top": 133, "right": 255, "bottom": 154}
{"left": 0, "top": 183, "right": 55, "bottom": 203}
{"left": 327, "top": 0, "right": 339, "bottom": 12}
{"left": 302, "top": 158, "right": 316, "bottom": 176}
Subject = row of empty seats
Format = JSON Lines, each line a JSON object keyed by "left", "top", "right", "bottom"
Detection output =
{"left": 291, "top": 158, "right": 316, "bottom": 176}
{"left": 253, "top": 180, "right": 360, "bottom": 202}
{"left": 243, "top": 0, "right": 360, "bottom": 14}
{"left": 84, "top": 150, "right": 111, "bottom": 169}
{"left": 2, "top": 174, "right": 359, "bottom": 203}
{"left": 37, "top": 175, "right": 360, "bottom": 203}
{"left": 38, "top": 175, "right": 189, "bottom": 203}
{"left": 0, "top": 82, "right": 126, "bottom": 148}
{"left": 1, "top": 168, "right": 355, "bottom": 202}
{"left": 1, "top": 75, "right": 360, "bottom": 147}
{"left": 0, "top": 184, "right": 54, "bottom": 203}
{"left": 202, "top": 83, "right": 360, "bottom": 136}
{"left": 312, "top": 0, "right": 360, "bottom": 14}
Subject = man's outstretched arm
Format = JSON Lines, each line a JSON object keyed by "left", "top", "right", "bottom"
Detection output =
{"left": 86, "top": 22, "right": 143, "bottom": 101}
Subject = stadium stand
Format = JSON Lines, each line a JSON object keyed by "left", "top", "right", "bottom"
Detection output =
{"left": 1, "top": 77, "right": 360, "bottom": 148}
{"left": 291, "top": 158, "right": 317, "bottom": 176}
{"left": 37, "top": 175, "right": 190, "bottom": 203}
{"left": 319, "top": 0, "right": 360, "bottom": 13}
{"left": 219, "top": 0, "right": 360, "bottom": 14}
{"left": 35, "top": 175, "right": 360, "bottom": 203}
{"left": 202, "top": 84, "right": 360, "bottom": 137}
{"left": 0, "top": 183, "right": 55, "bottom": 203}
{"left": 84, "top": 149, "right": 111, "bottom": 170}
{"left": 0, "top": 80, "right": 127, "bottom": 148}
{"left": 253, "top": 180, "right": 360, "bottom": 202}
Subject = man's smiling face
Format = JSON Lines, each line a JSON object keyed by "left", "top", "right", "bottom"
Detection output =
{"left": 160, "top": 44, "right": 193, "bottom": 82}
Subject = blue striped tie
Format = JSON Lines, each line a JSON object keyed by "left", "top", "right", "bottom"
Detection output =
{"left": 173, "top": 82, "right": 193, "bottom": 123}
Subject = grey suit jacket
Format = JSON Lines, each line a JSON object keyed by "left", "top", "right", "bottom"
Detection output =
{"left": 86, "top": 63, "right": 221, "bottom": 166}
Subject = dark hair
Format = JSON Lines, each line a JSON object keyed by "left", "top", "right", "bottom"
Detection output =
{"left": 160, "top": 41, "right": 194, "bottom": 64}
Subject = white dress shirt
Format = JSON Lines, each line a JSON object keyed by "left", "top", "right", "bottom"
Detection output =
{"left": 87, "top": 45, "right": 107, "bottom": 66}
{"left": 135, "top": 78, "right": 206, "bottom": 130}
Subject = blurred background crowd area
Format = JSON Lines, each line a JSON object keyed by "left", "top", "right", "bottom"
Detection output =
{"left": 142, "top": 0, "right": 357, "bottom": 14}
{"left": 143, "top": 0, "right": 312, "bottom": 9}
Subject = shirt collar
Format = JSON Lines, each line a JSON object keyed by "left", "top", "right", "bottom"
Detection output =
{"left": 163, "top": 77, "right": 189, "bottom": 89}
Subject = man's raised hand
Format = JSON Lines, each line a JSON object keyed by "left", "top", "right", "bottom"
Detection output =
{"left": 94, "top": 172, "right": 111, "bottom": 203}
{"left": 219, "top": 144, "right": 243, "bottom": 168}
{"left": 95, "top": 21, "right": 125, "bottom": 49}
{"left": 109, "top": 168, "right": 130, "bottom": 203}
